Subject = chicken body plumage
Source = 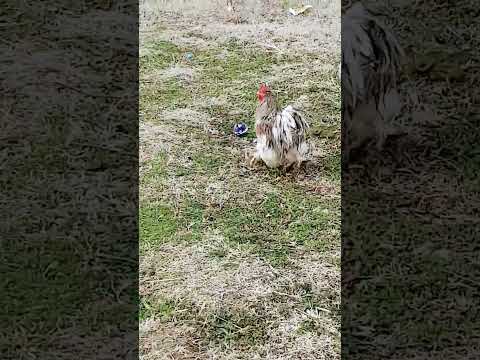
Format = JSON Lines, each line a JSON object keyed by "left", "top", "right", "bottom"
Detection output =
{"left": 342, "top": 2, "right": 404, "bottom": 161}
{"left": 252, "top": 86, "right": 309, "bottom": 169}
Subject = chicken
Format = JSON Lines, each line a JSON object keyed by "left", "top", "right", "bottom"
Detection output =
{"left": 341, "top": 2, "right": 404, "bottom": 163}
{"left": 248, "top": 83, "right": 309, "bottom": 170}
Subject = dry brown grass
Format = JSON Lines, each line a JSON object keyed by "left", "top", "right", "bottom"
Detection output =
{"left": 140, "top": 238, "right": 339, "bottom": 359}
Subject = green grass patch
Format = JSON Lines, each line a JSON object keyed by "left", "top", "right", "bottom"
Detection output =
{"left": 197, "top": 44, "right": 273, "bottom": 84}
{"left": 139, "top": 40, "right": 193, "bottom": 113}
{"left": 139, "top": 295, "right": 269, "bottom": 349}
{"left": 140, "top": 40, "right": 183, "bottom": 72}
{"left": 263, "top": 246, "right": 291, "bottom": 267}
{"left": 140, "top": 203, "right": 178, "bottom": 251}
{"left": 140, "top": 199, "right": 206, "bottom": 252}
{"left": 214, "top": 189, "right": 339, "bottom": 265}
{"left": 140, "top": 78, "right": 191, "bottom": 113}
{"left": 297, "top": 318, "right": 319, "bottom": 334}
{"left": 192, "top": 151, "right": 224, "bottom": 173}
{"left": 176, "top": 199, "right": 205, "bottom": 242}
{"left": 140, "top": 296, "right": 176, "bottom": 321}
{"left": 205, "top": 309, "right": 269, "bottom": 348}
{"left": 310, "top": 124, "right": 340, "bottom": 139}
{"left": 141, "top": 151, "right": 167, "bottom": 184}
{"left": 321, "top": 153, "right": 341, "bottom": 184}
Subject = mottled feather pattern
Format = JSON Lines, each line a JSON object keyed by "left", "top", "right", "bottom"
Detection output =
{"left": 342, "top": 2, "right": 403, "bottom": 117}
{"left": 272, "top": 105, "right": 309, "bottom": 155}
{"left": 255, "top": 122, "right": 273, "bottom": 146}
{"left": 341, "top": 2, "right": 404, "bottom": 160}
{"left": 254, "top": 93, "right": 309, "bottom": 168}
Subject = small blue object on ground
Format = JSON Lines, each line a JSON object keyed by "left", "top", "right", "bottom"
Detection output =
{"left": 233, "top": 122, "right": 248, "bottom": 136}
{"left": 184, "top": 52, "right": 194, "bottom": 61}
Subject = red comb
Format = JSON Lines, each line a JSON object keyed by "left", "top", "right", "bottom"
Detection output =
{"left": 257, "top": 83, "right": 270, "bottom": 101}
{"left": 259, "top": 83, "right": 269, "bottom": 91}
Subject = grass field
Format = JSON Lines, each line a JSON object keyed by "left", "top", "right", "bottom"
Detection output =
{"left": 139, "top": 1, "right": 340, "bottom": 358}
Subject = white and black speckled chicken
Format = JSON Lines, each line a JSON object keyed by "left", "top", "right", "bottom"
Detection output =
{"left": 342, "top": 2, "right": 404, "bottom": 162}
{"left": 248, "top": 83, "right": 309, "bottom": 170}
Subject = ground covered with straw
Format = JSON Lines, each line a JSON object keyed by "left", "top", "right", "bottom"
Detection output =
{"left": 343, "top": 1, "right": 480, "bottom": 358}
{"left": 139, "top": 0, "right": 340, "bottom": 359}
